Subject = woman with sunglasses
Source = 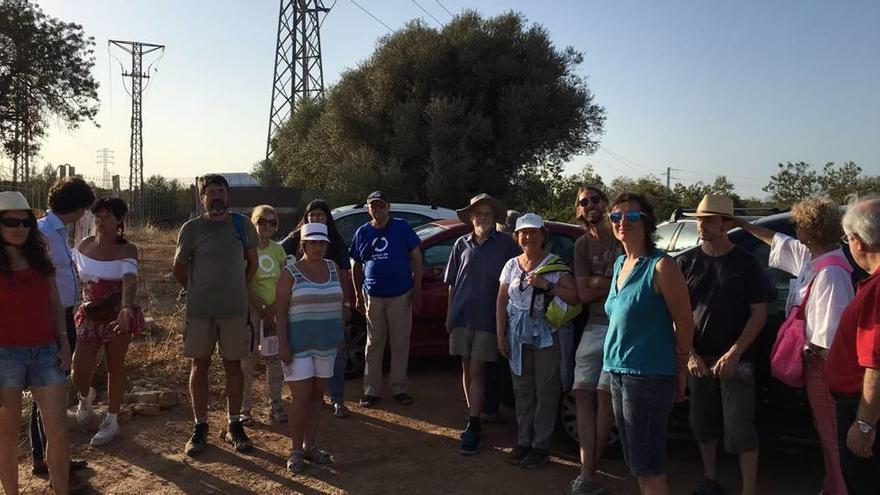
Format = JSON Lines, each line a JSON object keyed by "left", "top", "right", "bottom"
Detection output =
{"left": 71, "top": 197, "right": 145, "bottom": 447}
{"left": 0, "top": 192, "right": 72, "bottom": 494}
{"left": 241, "top": 205, "right": 289, "bottom": 424}
{"left": 496, "top": 213, "right": 580, "bottom": 469}
{"left": 731, "top": 197, "right": 853, "bottom": 495}
{"left": 603, "top": 192, "right": 694, "bottom": 494}
{"left": 281, "top": 200, "right": 353, "bottom": 418}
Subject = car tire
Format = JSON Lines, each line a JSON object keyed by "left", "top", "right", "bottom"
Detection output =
{"left": 345, "top": 312, "right": 367, "bottom": 379}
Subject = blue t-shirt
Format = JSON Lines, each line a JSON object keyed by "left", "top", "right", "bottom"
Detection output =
{"left": 350, "top": 218, "right": 420, "bottom": 298}
{"left": 603, "top": 250, "right": 677, "bottom": 377}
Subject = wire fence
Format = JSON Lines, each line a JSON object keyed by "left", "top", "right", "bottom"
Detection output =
{"left": 0, "top": 165, "right": 196, "bottom": 229}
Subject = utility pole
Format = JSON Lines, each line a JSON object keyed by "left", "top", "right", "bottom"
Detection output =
{"left": 266, "top": 0, "right": 330, "bottom": 159}
{"left": 108, "top": 40, "right": 165, "bottom": 211}
{"left": 97, "top": 148, "right": 114, "bottom": 189}
{"left": 666, "top": 166, "right": 672, "bottom": 189}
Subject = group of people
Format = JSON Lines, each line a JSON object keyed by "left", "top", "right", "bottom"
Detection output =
{"left": 1, "top": 172, "right": 878, "bottom": 495}
{"left": 1, "top": 178, "right": 145, "bottom": 495}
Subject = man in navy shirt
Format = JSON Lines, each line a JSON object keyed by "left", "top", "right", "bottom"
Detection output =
{"left": 351, "top": 191, "right": 423, "bottom": 407}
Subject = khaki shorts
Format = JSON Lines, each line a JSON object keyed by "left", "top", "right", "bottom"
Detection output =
{"left": 573, "top": 324, "right": 608, "bottom": 391}
{"left": 449, "top": 327, "right": 498, "bottom": 363}
{"left": 688, "top": 359, "right": 758, "bottom": 454}
{"left": 184, "top": 315, "right": 252, "bottom": 360}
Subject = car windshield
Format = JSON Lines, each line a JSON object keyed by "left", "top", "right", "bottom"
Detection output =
{"left": 415, "top": 223, "right": 448, "bottom": 241}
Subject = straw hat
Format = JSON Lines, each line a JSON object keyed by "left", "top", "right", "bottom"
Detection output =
{"left": 0, "top": 191, "right": 43, "bottom": 217}
{"left": 682, "top": 194, "right": 735, "bottom": 218}
{"left": 456, "top": 193, "right": 506, "bottom": 224}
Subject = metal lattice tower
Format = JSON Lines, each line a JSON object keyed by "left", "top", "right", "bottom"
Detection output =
{"left": 97, "top": 148, "right": 114, "bottom": 188}
{"left": 266, "top": 0, "right": 330, "bottom": 159}
{"left": 108, "top": 40, "right": 165, "bottom": 210}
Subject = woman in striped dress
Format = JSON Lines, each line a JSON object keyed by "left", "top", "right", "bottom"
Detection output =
{"left": 276, "top": 222, "right": 347, "bottom": 474}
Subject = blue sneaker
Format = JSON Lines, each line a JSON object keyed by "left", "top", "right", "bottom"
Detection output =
{"left": 459, "top": 430, "right": 480, "bottom": 455}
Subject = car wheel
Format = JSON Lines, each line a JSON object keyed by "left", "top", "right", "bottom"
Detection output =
{"left": 558, "top": 390, "right": 621, "bottom": 457}
{"left": 345, "top": 312, "right": 367, "bottom": 379}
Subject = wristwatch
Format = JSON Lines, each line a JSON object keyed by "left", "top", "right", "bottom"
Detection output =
{"left": 857, "top": 419, "right": 875, "bottom": 434}
{"left": 546, "top": 282, "right": 556, "bottom": 293}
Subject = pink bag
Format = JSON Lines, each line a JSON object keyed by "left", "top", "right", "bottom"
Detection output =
{"left": 770, "top": 255, "right": 852, "bottom": 387}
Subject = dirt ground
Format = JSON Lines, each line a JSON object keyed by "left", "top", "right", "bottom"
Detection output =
{"left": 15, "top": 228, "right": 826, "bottom": 494}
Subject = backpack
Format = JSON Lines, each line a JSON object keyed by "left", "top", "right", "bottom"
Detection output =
{"left": 530, "top": 255, "right": 583, "bottom": 328}
{"left": 230, "top": 212, "right": 247, "bottom": 253}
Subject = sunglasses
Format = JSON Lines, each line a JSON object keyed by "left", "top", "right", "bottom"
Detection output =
{"left": 840, "top": 234, "right": 851, "bottom": 244}
{"left": 256, "top": 218, "right": 277, "bottom": 227}
{"left": 609, "top": 211, "right": 645, "bottom": 224}
{"left": 578, "top": 196, "right": 603, "bottom": 207}
{"left": 0, "top": 217, "right": 36, "bottom": 228}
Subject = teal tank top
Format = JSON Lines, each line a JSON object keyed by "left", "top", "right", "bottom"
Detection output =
{"left": 603, "top": 250, "right": 676, "bottom": 376}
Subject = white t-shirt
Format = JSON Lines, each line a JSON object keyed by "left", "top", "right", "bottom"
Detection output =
{"left": 499, "top": 253, "right": 567, "bottom": 312}
{"left": 769, "top": 233, "right": 854, "bottom": 349}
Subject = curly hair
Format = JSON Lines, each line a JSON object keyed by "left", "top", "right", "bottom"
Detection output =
{"left": 610, "top": 192, "right": 658, "bottom": 252}
{"left": 791, "top": 197, "right": 842, "bottom": 247}
{"left": 48, "top": 177, "right": 96, "bottom": 214}
{"left": 0, "top": 210, "right": 56, "bottom": 278}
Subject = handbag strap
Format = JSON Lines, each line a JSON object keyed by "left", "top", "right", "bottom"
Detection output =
{"left": 795, "top": 255, "right": 852, "bottom": 317}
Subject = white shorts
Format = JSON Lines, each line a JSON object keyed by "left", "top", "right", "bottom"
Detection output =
{"left": 282, "top": 353, "right": 337, "bottom": 382}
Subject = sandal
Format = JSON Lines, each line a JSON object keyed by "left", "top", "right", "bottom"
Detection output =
{"left": 286, "top": 450, "right": 305, "bottom": 474}
{"left": 304, "top": 446, "right": 334, "bottom": 465}
{"left": 393, "top": 393, "right": 414, "bottom": 406}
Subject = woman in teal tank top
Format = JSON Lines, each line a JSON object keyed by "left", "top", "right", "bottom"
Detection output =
{"left": 603, "top": 193, "right": 694, "bottom": 493}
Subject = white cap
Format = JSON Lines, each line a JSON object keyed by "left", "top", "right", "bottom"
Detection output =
{"left": 301, "top": 222, "right": 330, "bottom": 242}
{"left": 515, "top": 213, "right": 544, "bottom": 232}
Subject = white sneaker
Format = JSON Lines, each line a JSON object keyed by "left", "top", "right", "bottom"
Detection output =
{"left": 76, "top": 387, "right": 96, "bottom": 426}
{"left": 90, "top": 414, "right": 119, "bottom": 446}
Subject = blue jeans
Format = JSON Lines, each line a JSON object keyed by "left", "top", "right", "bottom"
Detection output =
{"left": 609, "top": 372, "right": 676, "bottom": 477}
{"left": 329, "top": 348, "right": 346, "bottom": 403}
{"left": 29, "top": 307, "right": 76, "bottom": 463}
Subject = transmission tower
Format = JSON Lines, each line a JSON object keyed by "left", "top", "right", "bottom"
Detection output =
{"left": 266, "top": 0, "right": 330, "bottom": 159}
{"left": 108, "top": 40, "right": 165, "bottom": 211}
{"left": 97, "top": 148, "right": 114, "bottom": 188}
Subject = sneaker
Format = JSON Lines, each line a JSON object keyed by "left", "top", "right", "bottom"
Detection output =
{"left": 90, "top": 414, "right": 119, "bottom": 446}
{"left": 459, "top": 430, "right": 480, "bottom": 455}
{"left": 358, "top": 395, "right": 380, "bottom": 407}
{"left": 506, "top": 445, "right": 531, "bottom": 465}
{"left": 225, "top": 420, "right": 254, "bottom": 453}
{"left": 332, "top": 402, "right": 351, "bottom": 419}
{"left": 692, "top": 478, "right": 723, "bottom": 495}
{"left": 570, "top": 476, "right": 605, "bottom": 495}
{"left": 520, "top": 447, "right": 550, "bottom": 469}
{"left": 75, "top": 387, "right": 97, "bottom": 426}
{"left": 239, "top": 411, "right": 254, "bottom": 426}
{"left": 271, "top": 408, "right": 289, "bottom": 423}
{"left": 287, "top": 450, "right": 305, "bottom": 474}
{"left": 184, "top": 423, "right": 209, "bottom": 457}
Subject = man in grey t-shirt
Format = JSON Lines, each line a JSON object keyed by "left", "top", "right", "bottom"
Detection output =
{"left": 173, "top": 174, "right": 259, "bottom": 456}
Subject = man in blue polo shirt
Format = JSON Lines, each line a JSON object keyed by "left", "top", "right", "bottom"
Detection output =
{"left": 444, "top": 194, "right": 520, "bottom": 455}
{"left": 351, "top": 191, "right": 423, "bottom": 407}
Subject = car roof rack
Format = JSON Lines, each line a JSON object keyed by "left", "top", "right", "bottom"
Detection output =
{"left": 668, "top": 207, "right": 781, "bottom": 222}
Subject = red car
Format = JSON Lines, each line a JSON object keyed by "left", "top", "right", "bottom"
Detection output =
{"left": 344, "top": 218, "right": 585, "bottom": 378}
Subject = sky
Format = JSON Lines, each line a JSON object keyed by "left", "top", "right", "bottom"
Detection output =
{"left": 10, "top": 0, "right": 880, "bottom": 198}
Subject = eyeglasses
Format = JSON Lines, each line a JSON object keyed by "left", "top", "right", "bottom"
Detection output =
{"left": 578, "top": 196, "right": 603, "bottom": 207}
{"left": 609, "top": 211, "right": 644, "bottom": 224}
{"left": 256, "top": 218, "right": 277, "bottom": 227}
{"left": 840, "top": 234, "right": 851, "bottom": 244}
{"left": 0, "top": 217, "right": 36, "bottom": 228}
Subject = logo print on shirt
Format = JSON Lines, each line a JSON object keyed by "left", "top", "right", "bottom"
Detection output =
{"left": 259, "top": 254, "right": 277, "bottom": 273}
{"left": 370, "top": 236, "right": 390, "bottom": 261}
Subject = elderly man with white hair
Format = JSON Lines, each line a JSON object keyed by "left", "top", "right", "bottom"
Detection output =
{"left": 826, "top": 197, "right": 880, "bottom": 495}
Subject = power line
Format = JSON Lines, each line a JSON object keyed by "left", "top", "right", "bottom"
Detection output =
{"left": 412, "top": 0, "right": 442, "bottom": 26}
{"left": 598, "top": 145, "right": 661, "bottom": 174}
{"left": 350, "top": 0, "right": 393, "bottom": 32}
{"left": 435, "top": 0, "right": 454, "bottom": 18}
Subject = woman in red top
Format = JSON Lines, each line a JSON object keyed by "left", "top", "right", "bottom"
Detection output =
{"left": 0, "top": 191, "right": 72, "bottom": 495}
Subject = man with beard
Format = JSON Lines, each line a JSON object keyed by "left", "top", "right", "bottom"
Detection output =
{"left": 569, "top": 186, "right": 621, "bottom": 495}
{"left": 173, "top": 174, "right": 259, "bottom": 456}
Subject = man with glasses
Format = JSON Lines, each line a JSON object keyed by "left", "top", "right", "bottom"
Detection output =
{"left": 675, "top": 194, "right": 769, "bottom": 495}
{"left": 444, "top": 194, "right": 520, "bottom": 455}
{"left": 569, "top": 186, "right": 622, "bottom": 495}
{"left": 350, "top": 191, "right": 423, "bottom": 407}
{"left": 826, "top": 198, "right": 880, "bottom": 495}
{"left": 173, "top": 174, "right": 259, "bottom": 456}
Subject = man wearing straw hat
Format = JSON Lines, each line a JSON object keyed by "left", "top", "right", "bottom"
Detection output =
{"left": 444, "top": 194, "right": 520, "bottom": 455}
{"left": 675, "top": 194, "right": 770, "bottom": 495}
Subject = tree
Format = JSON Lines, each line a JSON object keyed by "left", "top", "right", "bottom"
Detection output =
{"left": 763, "top": 161, "right": 877, "bottom": 206}
{"left": 763, "top": 162, "right": 819, "bottom": 207}
{"left": 818, "top": 161, "right": 862, "bottom": 203}
{"left": 672, "top": 175, "right": 741, "bottom": 209}
{"left": 608, "top": 175, "right": 680, "bottom": 221}
{"left": 0, "top": 0, "right": 100, "bottom": 181}
{"left": 514, "top": 164, "right": 604, "bottom": 222}
{"left": 273, "top": 11, "right": 605, "bottom": 209}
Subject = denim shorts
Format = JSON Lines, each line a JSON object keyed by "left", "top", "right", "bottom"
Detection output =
{"left": 609, "top": 372, "right": 676, "bottom": 477}
{"left": 0, "top": 343, "right": 68, "bottom": 389}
